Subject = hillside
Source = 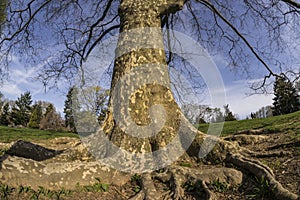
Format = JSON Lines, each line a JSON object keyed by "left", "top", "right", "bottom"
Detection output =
{"left": 198, "top": 110, "right": 300, "bottom": 136}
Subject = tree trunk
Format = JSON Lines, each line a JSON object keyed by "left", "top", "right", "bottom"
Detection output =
{"left": 103, "top": 0, "right": 186, "bottom": 155}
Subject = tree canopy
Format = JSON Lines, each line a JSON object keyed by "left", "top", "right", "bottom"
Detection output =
{"left": 0, "top": 0, "right": 299, "bottom": 91}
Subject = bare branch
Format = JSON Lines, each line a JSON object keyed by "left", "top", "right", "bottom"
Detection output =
{"left": 0, "top": 0, "right": 52, "bottom": 45}
{"left": 196, "top": 0, "right": 277, "bottom": 78}
{"left": 281, "top": 0, "right": 300, "bottom": 9}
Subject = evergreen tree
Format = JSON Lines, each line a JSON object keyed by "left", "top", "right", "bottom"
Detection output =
{"left": 64, "top": 87, "right": 77, "bottom": 133}
{"left": 28, "top": 102, "right": 43, "bottom": 129}
{"left": 273, "top": 76, "right": 300, "bottom": 116}
{"left": 224, "top": 104, "right": 237, "bottom": 121}
{"left": 0, "top": 92, "right": 4, "bottom": 109}
{"left": 44, "top": 103, "right": 54, "bottom": 116}
{"left": 10, "top": 92, "right": 32, "bottom": 126}
{"left": 0, "top": 103, "right": 10, "bottom": 126}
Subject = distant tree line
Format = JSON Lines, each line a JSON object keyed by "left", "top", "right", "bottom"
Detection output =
{"left": 182, "top": 104, "right": 237, "bottom": 124}
{"left": 1, "top": 75, "right": 298, "bottom": 131}
{"left": 0, "top": 91, "right": 66, "bottom": 131}
{"left": 0, "top": 86, "right": 109, "bottom": 133}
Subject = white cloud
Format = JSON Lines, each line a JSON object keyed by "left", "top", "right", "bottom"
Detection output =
{"left": 1, "top": 82, "right": 22, "bottom": 98}
{"left": 224, "top": 81, "right": 273, "bottom": 118}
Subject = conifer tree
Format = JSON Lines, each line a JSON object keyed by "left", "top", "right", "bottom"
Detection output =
{"left": 64, "top": 86, "right": 77, "bottom": 133}
{"left": 10, "top": 92, "right": 32, "bottom": 126}
{"left": 0, "top": 102, "right": 10, "bottom": 126}
{"left": 224, "top": 104, "right": 237, "bottom": 121}
{"left": 273, "top": 76, "right": 300, "bottom": 116}
{"left": 28, "top": 102, "right": 43, "bottom": 129}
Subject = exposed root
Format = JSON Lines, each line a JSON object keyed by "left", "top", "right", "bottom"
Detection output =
{"left": 190, "top": 131, "right": 299, "bottom": 199}
{"left": 129, "top": 173, "right": 162, "bottom": 200}
{"left": 169, "top": 167, "right": 185, "bottom": 200}
{"left": 129, "top": 190, "right": 145, "bottom": 200}
{"left": 235, "top": 129, "right": 268, "bottom": 135}
{"left": 223, "top": 134, "right": 268, "bottom": 145}
{"left": 245, "top": 149, "right": 292, "bottom": 158}
{"left": 268, "top": 140, "right": 300, "bottom": 150}
{"left": 200, "top": 181, "right": 217, "bottom": 200}
{"left": 226, "top": 153, "right": 298, "bottom": 200}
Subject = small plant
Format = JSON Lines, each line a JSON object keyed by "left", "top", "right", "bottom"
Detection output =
{"left": 247, "top": 176, "right": 274, "bottom": 199}
{"left": 131, "top": 174, "right": 142, "bottom": 193}
{"left": 53, "top": 188, "right": 72, "bottom": 200}
{"left": 131, "top": 174, "right": 141, "bottom": 183}
{"left": 179, "top": 162, "right": 192, "bottom": 168}
{"left": 155, "top": 168, "right": 165, "bottom": 174}
{"left": 182, "top": 181, "right": 196, "bottom": 192}
{"left": 17, "top": 185, "right": 32, "bottom": 194}
{"left": 133, "top": 186, "right": 141, "bottom": 193}
{"left": 0, "top": 184, "right": 14, "bottom": 199}
{"left": 81, "top": 178, "right": 109, "bottom": 192}
{"left": 211, "top": 178, "right": 228, "bottom": 193}
{"left": 182, "top": 180, "right": 203, "bottom": 197}
{"left": 0, "top": 148, "right": 8, "bottom": 156}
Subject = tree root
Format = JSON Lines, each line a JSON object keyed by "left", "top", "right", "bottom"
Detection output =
{"left": 129, "top": 173, "right": 162, "bottom": 200}
{"left": 129, "top": 164, "right": 243, "bottom": 200}
{"left": 268, "top": 140, "right": 300, "bottom": 150}
{"left": 245, "top": 149, "right": 292, "bottom": 158}
{"left": 200, "top": 181, "right": 217, "bottom": 200}
{"left": 226, "top": 153, "right": 298, "bottom": 200}
{"left": 169, "top": 167, "right": 185, "bottom": 200}
{"left": 188, "top": 131, "right": 299, "bottom": 200}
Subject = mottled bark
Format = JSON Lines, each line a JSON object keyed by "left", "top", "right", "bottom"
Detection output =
{"left": 103, "top": 0, "right": 185, "bottom": 154}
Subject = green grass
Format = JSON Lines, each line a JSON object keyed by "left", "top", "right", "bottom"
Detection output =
{"left": 0, "top": 126, "right": 79, "bottom": 143}
{"left": 0, "top": 110, "right": 299, "bottom": 143}
{"left": 197, "top": 110, "right": 300, "bottom": 136}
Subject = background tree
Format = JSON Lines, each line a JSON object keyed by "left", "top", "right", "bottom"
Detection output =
{"left": 0, "top": 92, "right": 4, "bottom": 108}
{"left": 0, "top": 0, "right": 6, "bottom": 32}
{"left": 64, "top": 86, "right": 77, "bottom": 133}
{"left": 223, "top": 104, "right": 237, "bottom": 121}
{"left": 40, "top": 104, "right": 65, "bottom": 131}
{"left": 0, "top": 102, "right": 10, "bottom": 126}
{"left": 272, "top": 76, "right": 300, "bottom": 116}
{"left": 28, "top": 102, "right": 43, "bottom": 129}
{"left": 10, "top": 92, "right": 32, "bottom": 126}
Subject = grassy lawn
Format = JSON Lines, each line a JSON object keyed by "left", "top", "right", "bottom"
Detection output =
{"left": 0, "top": 110, "right": 299, "bottom": 143}
{"left": 0, "top": 126, "right": 79, "bottom": 143}
{"left": 197, "top": 110, "right": 300, "bottom": 136}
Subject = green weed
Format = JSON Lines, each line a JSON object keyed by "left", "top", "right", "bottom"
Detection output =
{"left": 179, "top": 162, "right": 192, "bottom": 168}
{"left": 247, "top": 176, "right": 274, "bottom": 199}
{"left": 78, "top": 178, "right": 109, "bottom": 193}
{"left": 211, "top": 178, "right": 228, "bottom": 193}
{"left": 0, "top": 184, "right": 14, "bottom": 199}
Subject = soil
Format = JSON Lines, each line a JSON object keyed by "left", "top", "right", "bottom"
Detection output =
{"left": 0, "top": 129, "right": 299, "bottom": 200}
